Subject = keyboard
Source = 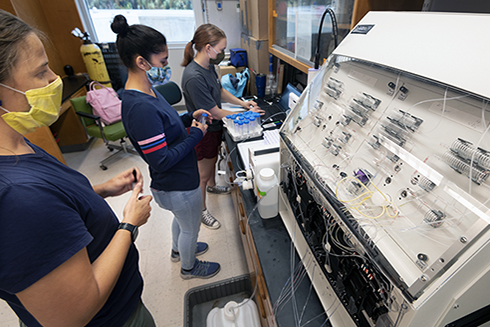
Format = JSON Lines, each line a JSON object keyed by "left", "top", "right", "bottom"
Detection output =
{"left": 260, "top": 104, "right": 287, "bottom": 124}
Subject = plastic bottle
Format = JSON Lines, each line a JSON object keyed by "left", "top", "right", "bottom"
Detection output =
{"left": 254, "top": 113, "right": 262, "bottom": 130}
{"left": 225, "top": 114, "right": 232, "bottom": 125}
{"left": 265, "top": 55, "right": 276, "bottom": 96}
{"left": 256, "top": 168, "right": 279, "bottom": 219}
{"left": 238, "top": 121, "right": 244, "bottom": 135}
{"left": 200, "top": 113, "right": 208, "bottom": 125}
{"left": 249, "top": 116, "right": 256, "bottom": 132}
{"left": 206, "top": 299, "right": 261, "bottom": 327}
{"left": 243, "top": 120, "right": 250, "bottom": 135}
{"left": 233, "top": 119, "right": 239, "bottom": 133}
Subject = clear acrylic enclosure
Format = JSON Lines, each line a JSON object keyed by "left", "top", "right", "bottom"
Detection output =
{"left": 280, "top": 54, "right": 490, "bottom": 300}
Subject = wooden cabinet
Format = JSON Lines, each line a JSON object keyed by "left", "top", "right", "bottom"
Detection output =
{"left": 50, "top": 87, "right": 89, "bottom": 149}
{"left": 3, "top": 0, "right": 86, "bottom": 78}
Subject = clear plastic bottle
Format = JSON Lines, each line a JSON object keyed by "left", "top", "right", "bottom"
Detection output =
{"left": 265, "top": 55, "right": 276, "bottom": 96}
{"left": 249, "top": 116, "right": 256, "bottom": 132}
{"left": 238, "top": 121, "right": 244, "bottom": 135}
{"left": 233, "top": 119, "right": 239, "bottom": 133}
{"left": 243, "top": 120, "right": 250, "bottom": 135}
{"left": 228, "top": 118, "right": 235, "bottom": 133}
{"left": 200, "top": 113, "right": 208, "bottom": 125}
{"left": 225, "top": 114, "right": 232, "bottom": 125}
{"left": 254, "top": 113, "right": 262, "bottom": 130}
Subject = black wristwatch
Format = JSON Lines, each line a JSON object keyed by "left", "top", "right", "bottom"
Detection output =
{"left": 118, "top": 223, "right": 138, "bottom": 242}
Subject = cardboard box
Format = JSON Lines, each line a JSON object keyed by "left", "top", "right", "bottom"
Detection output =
{"left": 248, "top": 68, "right": 257, "bottom": 97}
{"left": 249, "top": 0, "right": 269, "bottom": 40}
{"left": 239, "top": 0, "right": 251, "bottom": 35}
{"left": 240, "top": 0, "right": 268, "bottom": 40}
{"left": 248, "top": 36, "right": 269, "bottom": 75}
{"left": 240, "top": 33, "right": 250, "bottom": 53}
{"left": 216, "top": 65, "right": 237, "bottom": 79}
{"left": 215, "top": 65, "right": 247, "bottom": 79}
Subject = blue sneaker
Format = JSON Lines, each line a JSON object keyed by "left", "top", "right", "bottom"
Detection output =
{"left": 171, "top": 242, "right": 209, "bottom": 263}
{"left": 180, "top": 259, "right": 221, "bottom": 280}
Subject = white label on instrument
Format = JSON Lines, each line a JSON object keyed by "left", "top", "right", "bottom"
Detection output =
{"left": 429, "top": 102, "right": 489, "bottom": 133}
{"left": 348, "top": 70, "right": 378, "bottom": 87}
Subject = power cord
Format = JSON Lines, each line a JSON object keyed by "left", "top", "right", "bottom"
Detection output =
{"left": 314, "top": 7, "right": 338, "bottom": 70}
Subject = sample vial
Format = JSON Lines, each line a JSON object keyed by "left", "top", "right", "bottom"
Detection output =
{"left": 238, "top": 121, "right": 244, "bottom": 135}
{"left": 243, "top": 120, "right": 250, "bottom": 134}
{"left": 200, "top": 113, "right": 208, "bottom": 125}
{"left": 249, "top": 116, "right": 256, "bottom": 132}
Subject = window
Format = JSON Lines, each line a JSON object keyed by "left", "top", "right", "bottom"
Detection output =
{"left": 76, "top": 0, "right": 197, "bottom": 43}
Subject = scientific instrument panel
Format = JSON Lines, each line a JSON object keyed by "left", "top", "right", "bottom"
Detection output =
{"left": 277, "top": 12, "right": 490, "bottom": 327}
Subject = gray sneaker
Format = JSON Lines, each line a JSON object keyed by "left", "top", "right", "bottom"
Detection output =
{"left": 207, "top": 185, "right": 231, "bottom": 194}
{"left": 201, "top": 209, "right": 221, "bottom": 229}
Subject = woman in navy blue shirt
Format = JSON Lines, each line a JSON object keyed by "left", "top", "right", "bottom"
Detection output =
{"left": 0, "top": 10, "right": 154, "bottom": 327}
{"left": 111, "top": 15, "right": 221, "bottom": 280}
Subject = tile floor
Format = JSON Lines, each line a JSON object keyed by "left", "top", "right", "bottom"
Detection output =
{"left": 0, "top": 138, "right": 248, "bottom": 327}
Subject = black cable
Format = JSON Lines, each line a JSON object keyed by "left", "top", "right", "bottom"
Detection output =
{"left": 314, "top": 7, "right": 338, "bottom": 69}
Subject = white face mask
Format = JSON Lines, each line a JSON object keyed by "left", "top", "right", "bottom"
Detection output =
{"left": 0, "top": 76, "right": 63, "bottom": 134}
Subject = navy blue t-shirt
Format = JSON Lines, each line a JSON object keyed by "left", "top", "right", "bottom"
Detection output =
{"left": 122, "top": 88, "right": 202, "bottom": 192}
{"left": 0, "top": 141, "right": 142, "bottom": 327}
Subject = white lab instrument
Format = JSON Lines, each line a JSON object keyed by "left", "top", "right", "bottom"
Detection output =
{"left": 278, "top": 11, "right": 490, "bottom": 327}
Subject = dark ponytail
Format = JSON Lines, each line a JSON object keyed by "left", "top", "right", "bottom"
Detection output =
{"left": 111, "top": 14, "right": 167, "bottom": 70}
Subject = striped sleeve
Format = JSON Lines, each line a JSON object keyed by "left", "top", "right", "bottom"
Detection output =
{"left": 138, "top": 133, "right": 167, "bottom": 154}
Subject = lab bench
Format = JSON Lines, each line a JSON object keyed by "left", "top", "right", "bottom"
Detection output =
{"left": 223, "top": 130, "right": 328, "bottom": 327}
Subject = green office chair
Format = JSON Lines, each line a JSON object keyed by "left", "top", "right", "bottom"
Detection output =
{"left": 70, "top": 96, "right": 136, "bottom": 170}
{"left": 154, "top": 81, "right": 182, "bottom": 106}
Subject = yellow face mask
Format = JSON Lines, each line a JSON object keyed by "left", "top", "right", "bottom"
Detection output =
{"left": 0, "top": 76, "right": 63, "bottom": 135}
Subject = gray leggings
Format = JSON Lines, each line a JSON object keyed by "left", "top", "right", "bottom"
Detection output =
{"left": 20, "top": 301, "right": 155, "bottom": 327}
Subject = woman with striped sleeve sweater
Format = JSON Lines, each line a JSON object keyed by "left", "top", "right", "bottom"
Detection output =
{"left": 112, "top": 15, "right": 220, "bottom": 279}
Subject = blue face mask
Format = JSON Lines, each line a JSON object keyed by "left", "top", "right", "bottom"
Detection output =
{"left": 145, "top": 60, "right": 171, "bottom": 85}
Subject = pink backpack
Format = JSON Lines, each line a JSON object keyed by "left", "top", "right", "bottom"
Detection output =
{"left": 86, "top": 81, "right": 122, "bottom": 125}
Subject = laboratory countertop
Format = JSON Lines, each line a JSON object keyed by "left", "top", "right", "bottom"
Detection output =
{"left": 224, "top": 130, "right": 330, "bottom": 327}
